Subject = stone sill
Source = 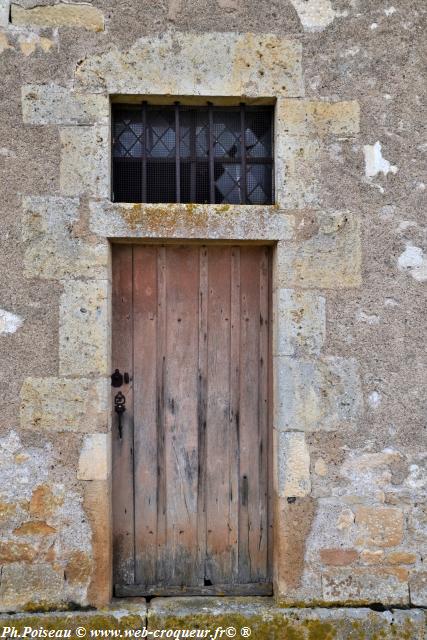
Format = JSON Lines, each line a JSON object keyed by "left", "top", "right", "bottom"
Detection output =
{"left": 0, "top": 598, "right": 425, "bottom": 639}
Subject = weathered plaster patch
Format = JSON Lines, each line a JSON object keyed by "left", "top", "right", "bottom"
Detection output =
{"left": 74, "top": 31, "right": 304, "bottom": 97}
{"left": 289, "top": 0, "right": 337, "bottom": 31}
{"left": 363, "top": 141, "right": 398, "bottom": 178}
{"left": 0, "top": 309, "right": 23, "bottom": 335}
{"left": 397, "top": 244, "right": 427, "bottom": 282}
{"left": 368, "top": 390, "right": 382, "bottom": 408}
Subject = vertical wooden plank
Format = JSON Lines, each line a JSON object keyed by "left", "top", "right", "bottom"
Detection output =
{"left": 205, "top": 246, "right": 232, "bottom": 584}
{"left": 156, "top": 246, "right": 167, "bottom": 584}
{"left": 164, "top": 245, "right": 200, "bottom": 585}
{"left": 267, "top": 249, "right": 274, "bottom": 580}
{"left": 238, "top": 246, "right": 262, "bottom": 583}
{"left": 257, "top": 246, "right": 270, "bottom": 581}
{"left": 229, "top": 246, "right": 241, "bottom": 583}
{"left": 197, "top": 246, "right": 208, "bottom": 584}
{"left": 133, "top": 246, "right": 158, "bottom": 585}
{"left": 112, "top": 244, "right": 135, "bottom": 586}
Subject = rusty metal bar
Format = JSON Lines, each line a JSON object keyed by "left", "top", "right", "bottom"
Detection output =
{"left": 141, "top": 101, "right": 147, "bottom": 203}
{"left": 208, "top": 103, "right": 215, "bottom": 204}
{"left": 175, "top": 102, "right": 181, "bottom": 203}
{"left": 240, "top": 103, "right": 246, "bottom": 205}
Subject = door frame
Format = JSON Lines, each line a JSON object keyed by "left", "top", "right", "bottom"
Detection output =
{"left": 111, "top": 241, "right": 274, "bottom": 597}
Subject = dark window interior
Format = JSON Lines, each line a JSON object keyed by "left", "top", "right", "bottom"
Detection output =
{"left": 112, "top": 104, "right": 274, "bottom": 205}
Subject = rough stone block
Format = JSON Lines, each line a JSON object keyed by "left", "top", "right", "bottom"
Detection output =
{"left": 74, "top": 32, "right": 303, "bottom": 97}
{"left": 22, "top": 85, "right": 109, "bottom": 125}
{"left": 11, "top": 3, "right": 104, "bottom": 31}
{"left": 59, "top": 280, "right": 110, "bottom": 377}
{"left": 22, "top": 196, "right": 109, "bottom": 280}
{"left": 89, "top": 201, "right": 295, "bottom": 241}
{"left": 322, "top": 567, "right": 409, "bottom": 605}
{"left": 20, "top": 377, "right": 109, "bottom": 432}
{"left": 78, "top": 433, "right": 110, "bottom": 480}
{"left": 275, "top": 135, "right": 321, "bottom": 208}
{"left": 277, "top": 99, "right": 360, "bottom": 137}
{"left": 0, "top": 562, "right": 64, "bottom": 612}
{"left": 277, "top": 431, "right": 311, "bottom": 497}
{"left": 60, "top": 126, "right": 109, "bottom": 198}
{"left": 355, "top": 506, "right": 404, "bottom": 548}
{"left": 274, "top": 356, "right": 363, "bottom": 431}
{"left": 0, "top": 541, "right": 37, "bottom": 563}
{"left": 275, "top": 211, "right": 362, "bottom": 288}
{"left": 410, "top": 572, "right": 427, "bottom": 606}
{"left": 273, "top": 289, "right": 326, "bottom": 356}
{"left": 319, "top": 548, "right": 359, "bottom": 566}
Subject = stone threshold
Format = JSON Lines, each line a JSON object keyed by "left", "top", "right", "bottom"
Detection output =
{"left": 0, "top": 598, "right": 426, "bottom": 639}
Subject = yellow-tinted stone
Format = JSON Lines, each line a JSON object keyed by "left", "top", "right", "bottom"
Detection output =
{"left": 11, "top": 4, "right": 104, "bottom": 32}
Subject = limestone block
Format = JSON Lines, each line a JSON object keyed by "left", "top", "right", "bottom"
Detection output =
{"left": 273, "top": 289, "right": 326, "bottom": 356}
{"left": 20, "top": 377, "right": 109, "bottom": 432}
{"left": 275, "top": 135, "right": 321, "bottom": 208}
{"left": 0, "top": 0, "right": 9, "bottom": 27}
{"left": 274, "top": 355, "right": 363, "bottom": 431}
{"left": 289, "top": 0, "right": 337, "bottom": 31}
{"left": 355, "top": 506, "right": 404, "bottom": 548}
{"left": 22, "top": 85, "right": 109, "bottom": 125}
{"left": 0, "top": 562, "right": 64, "bottom": 612}
{"left": 275, "top": 211, "right": 362, "bottom": 288}
{"left": 78, "top": 433, "right": 110, "bottom": 480}
{"left": 322, "top": 567, "right": 409, "bottom": 605}
{"left": 74, "top": 32, "right": 304, "bottom": 97}
{"left": 60, "top": 126, "right": 109, "bottom": 198}
{"left": 83, "top": 480, "right": 112, "bottom": 607}
{"left": 59, "top": 280, "right": 110, "bottom": 376}
{"left": 11, "top": 3, "right": 104, "bottom": 31}
{"left": 277, "top": 99, "right": 360, "bottom": 137}
{"left": 410, "top": 572, "right": 427, "bottom": 606}
{"left": 89, "top": 201, "right": 295, "bottom": 241}
{"left": 277, "top": 431, "right": 311, "bottom": 497}
{"left": 149, "top": 601, "right": 425, "bottom": 638}
{"left": 22, "top": 196, "right": 109, "bottom": 280}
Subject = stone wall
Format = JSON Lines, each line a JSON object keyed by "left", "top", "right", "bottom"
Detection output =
{"left": 0, "top": 0, "right": 425, "bottom": 616}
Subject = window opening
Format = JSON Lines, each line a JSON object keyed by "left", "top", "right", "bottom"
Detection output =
{"left": 112, "top": 103, "right": 273, "bottom": 205}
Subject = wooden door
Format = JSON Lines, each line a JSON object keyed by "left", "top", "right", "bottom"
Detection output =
{"left": 112, "top": 244, "right": 272, "bottom": 596}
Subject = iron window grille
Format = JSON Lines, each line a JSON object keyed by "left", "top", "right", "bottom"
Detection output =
{"left": 112, "top": 103, "right": 274, "bottom": 205}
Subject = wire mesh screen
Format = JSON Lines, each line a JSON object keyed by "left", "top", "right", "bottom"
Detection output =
{"left": 112, "top": 104, "right": 273, "bottom": 204}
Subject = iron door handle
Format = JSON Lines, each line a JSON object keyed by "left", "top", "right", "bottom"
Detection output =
{"left": 114, "top": 391, "right": 126, "bottom": 438}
